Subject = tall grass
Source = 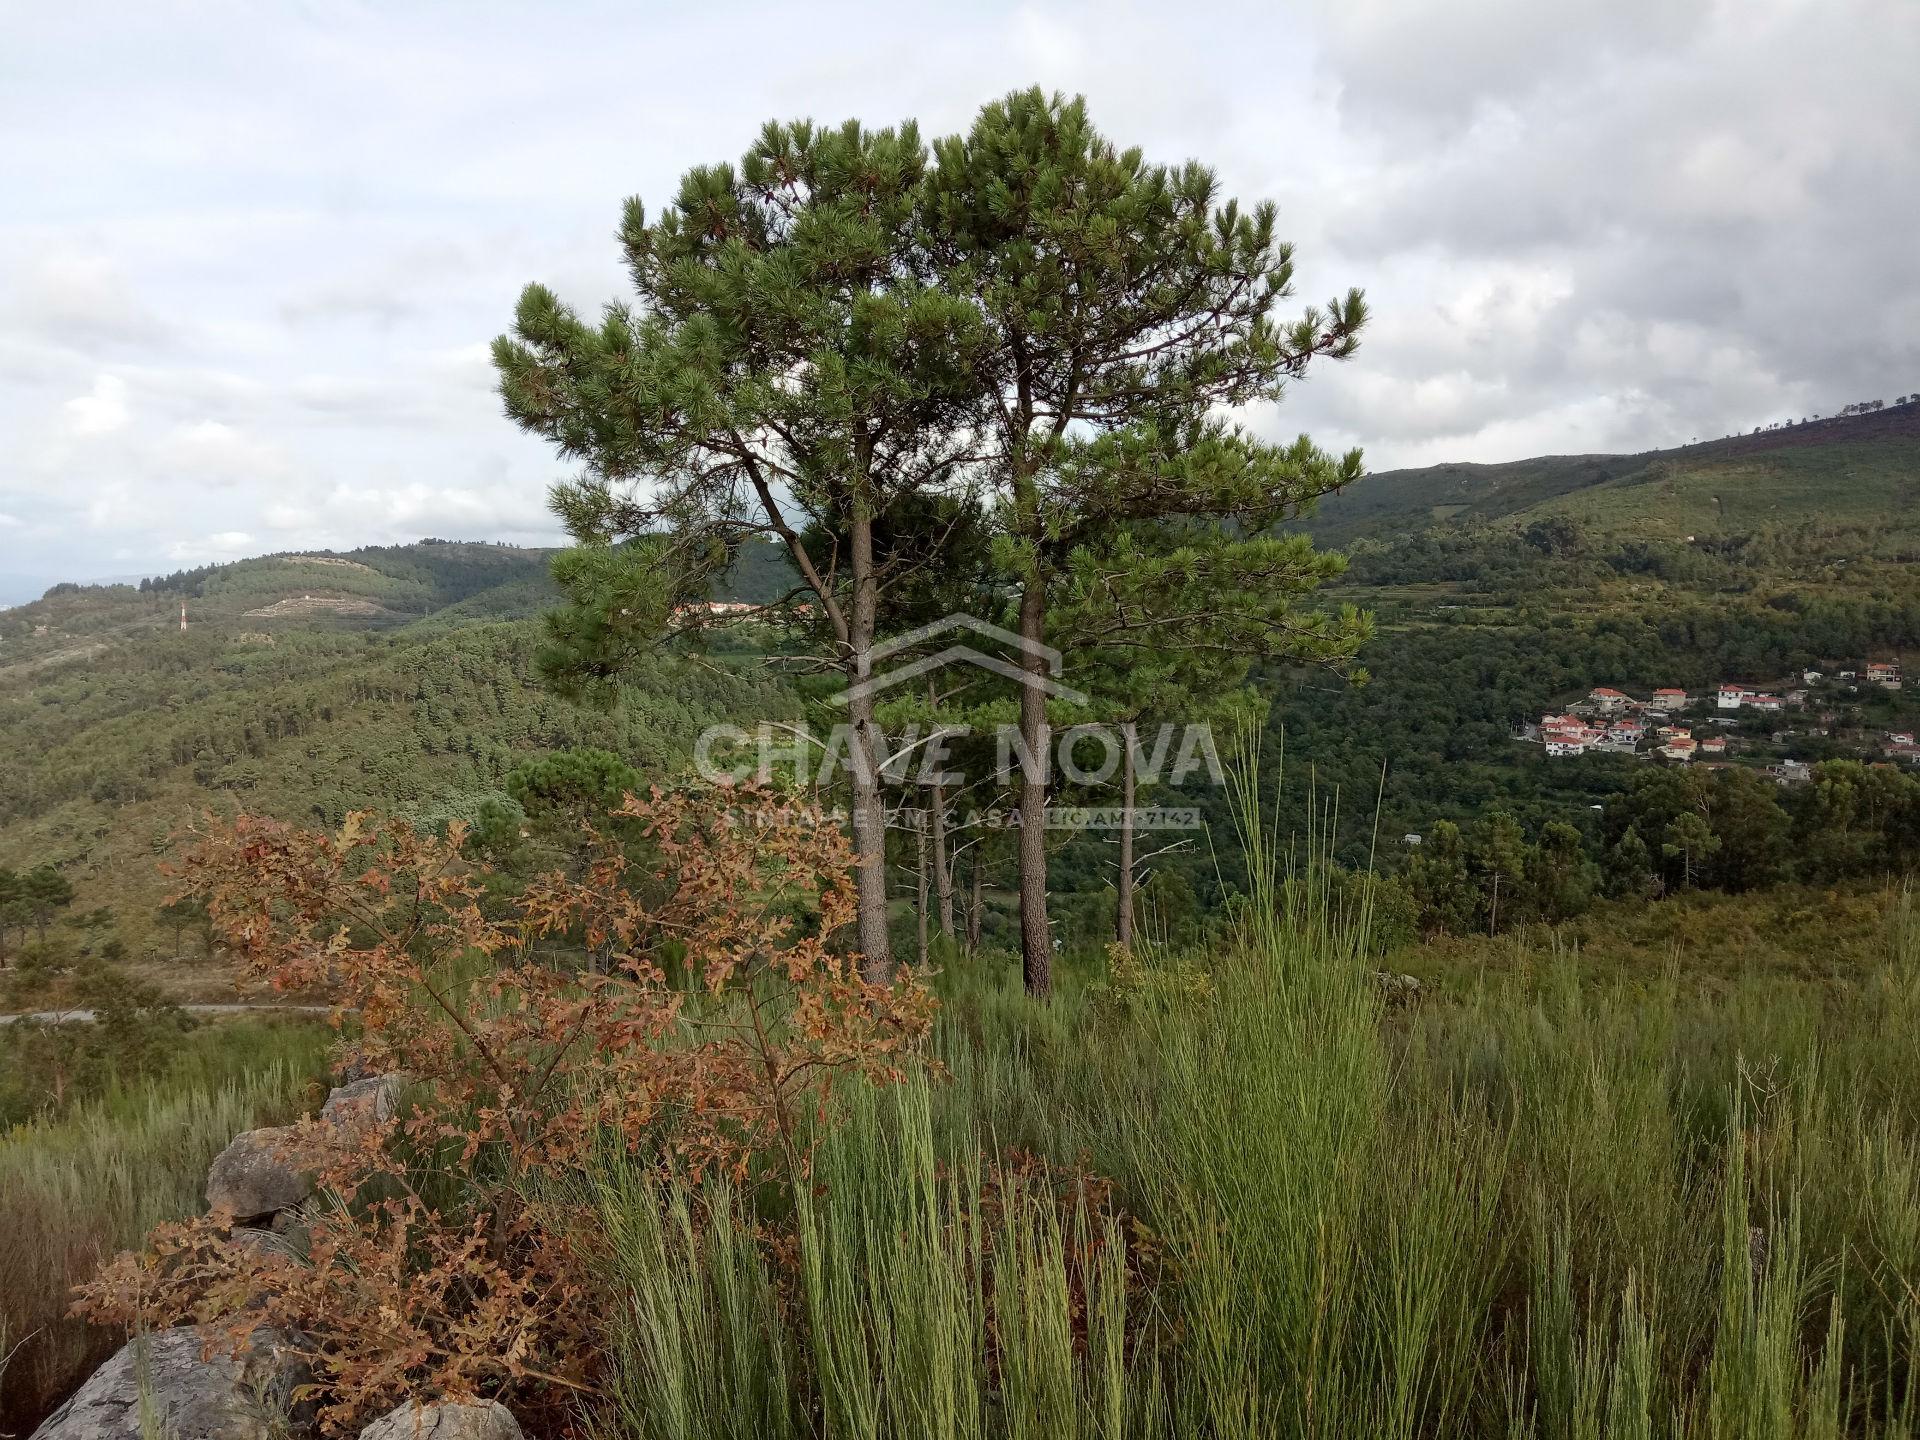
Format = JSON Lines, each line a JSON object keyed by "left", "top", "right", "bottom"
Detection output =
{"left": 577, "top": 776, "right": 1920, "bottom": 1438}
{"left": 0, "top": 1023, "right": 328, "bottom": 1434}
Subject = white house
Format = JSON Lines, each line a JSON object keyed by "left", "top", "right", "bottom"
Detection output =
{"left": 1716, "top": 685, "right": 1749, "bottom": 710}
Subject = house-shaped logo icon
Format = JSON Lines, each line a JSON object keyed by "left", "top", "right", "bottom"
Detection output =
{"left": 833, "top": 613, "right": 1089, "bottom": 707}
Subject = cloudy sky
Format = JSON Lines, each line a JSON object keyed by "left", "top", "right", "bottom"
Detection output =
{"left": 3, "top": 0, "right": 1916, "bottom": 604}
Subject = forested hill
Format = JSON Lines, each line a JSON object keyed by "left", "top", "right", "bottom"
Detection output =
{"left": 0, "top": 541, "right": 794, "bottom": 969}
{"left": 9, "top": 398, "right": 1920, "bottom": 970}
{"left": 1302, "top": 397, "right": 1920, "bottom": 546}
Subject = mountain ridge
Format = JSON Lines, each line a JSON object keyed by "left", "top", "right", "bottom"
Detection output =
{"left": 1302, "top": 398, "right": 1920, "bottom": 545}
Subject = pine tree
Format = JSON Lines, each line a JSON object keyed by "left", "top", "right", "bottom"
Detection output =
{"left": 1525, "top": 820, "right": 1597, "bottom": 923}
{"left": 1603, "top": 825, "right": 1659, "bottom": 900}
{"left": 22, "top": 865, "right": 73, "bottom": 943}
{"left": 1407, "top": 822, "right": 1479, "bottom": 937}
{"left": 494, "top": 118, "right": 989, "bottom": 979}
{"left": 1467, "top": 812, "right": 1530, "bottom": 934}
{"left": 923, "top": 89, "right": 1368, "bottom": 994}
{"left": 1662, "top": 812, "right": 1721, "bottom": 890}
{"left": 0, "top": 866, "right": 21, "bottom": 964}
{"left": 1052, "top": 614, "right": 1251, "bottom": 949}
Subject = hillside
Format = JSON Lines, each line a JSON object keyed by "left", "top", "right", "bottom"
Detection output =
{"left": 7, "top": 409, "right": 1919, "bottom": 991}
{"left": 0, "top": 541, "right": 794, "bottom": 988}
{"left": 1304, "top": 399, "right": 1920, "bottom": 547}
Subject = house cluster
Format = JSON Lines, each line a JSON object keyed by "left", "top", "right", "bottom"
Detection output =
{"left": 674, "top": 600, "right": 762, "bottom": 619}
{"left": 1539, "top": 712, "right": 1636, "bottom": 757}
{"left": 1534, "top": 686, "right": 1695, "bottom": 758}
{"left": 668, "top": 599, "right": 814, "bottom": 626}
{"left": 1530, "top": 663, "right": 1916, "bottom": 770}
{"left": 1535, "top": 681, "right": 1800, "bottom": 761}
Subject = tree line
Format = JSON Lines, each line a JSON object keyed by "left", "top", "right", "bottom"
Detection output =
{"left": 1402, "top": 760, "right": 1920, "bottom": 937}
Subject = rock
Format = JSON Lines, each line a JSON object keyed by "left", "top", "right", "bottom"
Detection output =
{"left": 206, "top": 1127, "right": 311, "bottom": 1221}
{"left": 320, "top": 1075, "right": 402, "bottom": 1133}
{"left": 1374, "top": 971, "right": 1424, "bottom": 1004}
{"left": 30, "top": 1327, "right": 307, "bottom": 1440}
{"left": 358, "top": 1400, "right": 523, "bottom": 1440}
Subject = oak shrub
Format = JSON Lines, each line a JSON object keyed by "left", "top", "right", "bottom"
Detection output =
{"left": 79, "top": 783, "right": 935, "bottom": 1432}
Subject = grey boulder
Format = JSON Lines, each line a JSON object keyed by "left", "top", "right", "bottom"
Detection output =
{"left": 1374, "top": 971, "right": 1424, "bottom": 1004}
{"left": 206, "top": 1127, "right": 312, "bottom": 1220}
{"left": 320, "top": 1075, "right": 403, "bottom": 1133}
{"left": 358, "top": 1400, "right": 523, "bottom": 1440}
{"left": 30, "top": 1327, "right": 307, "bottom": 1440}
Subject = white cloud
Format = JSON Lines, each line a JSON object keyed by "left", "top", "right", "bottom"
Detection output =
{"left": 168, "top": 531, "right": 257, "bottom": 564}
{"left": 61, "top": 373, "right": 130, "bottom": 436}
{"left": 5, "top": 254, "right": 172, "bottom": 352}
{"left": 154, "top": 420, "right": 287, "bottom": 485}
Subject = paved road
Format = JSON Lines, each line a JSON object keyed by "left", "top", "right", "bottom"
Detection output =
{"left": 0, "top": 1002, "right": 331, "bottom": 1026}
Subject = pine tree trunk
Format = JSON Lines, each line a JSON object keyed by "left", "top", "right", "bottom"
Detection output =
{"left": 915, "top": 815, "right": 930, "bottom": 971}
{"left": 924, "top": 676, "right": 956, "bottom": 938}
{"left": 930, "top": 779, "right": 956, "bottom": 937}
{"left": 1116, "top": 721, "right": 1136, "bottom": 950}
{"left": 967, "top": 846, "right": 983, "bottom": 953}
{"left": 845, "top": 509, "right": 893, "bottom": 981}
{"left": 1016, "top": 576, "right": 1052, "bottom": 996}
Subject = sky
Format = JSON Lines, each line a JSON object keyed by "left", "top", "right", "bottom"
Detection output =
{"left": 3, "top": 0, "right": 1917, "bottom": 605}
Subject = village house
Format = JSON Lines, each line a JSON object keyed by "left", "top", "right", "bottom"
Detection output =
{"left": 1867, "top": 661, "right": 1904, "bottom": 689}
{"left": 1541, "top": 714, "right": 1603, "bottom": 756}
{"left": 1747, "top": 693, "right": 1785, "bottom": 712}
{"left": 1716, "top": 684, "right": 1749, "bottom": 710}
{"left": 1660, "top": 735, "right": 1699, "bottom": 761}
{"left": 1649, "top": 688, "right": 1688, "bottom": 711}
{"left": 1699, "top": 736, "right": 1727, "bottom": 756}
{"left": 1588, "top": 686, "right": 1630, "bottom": 713}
